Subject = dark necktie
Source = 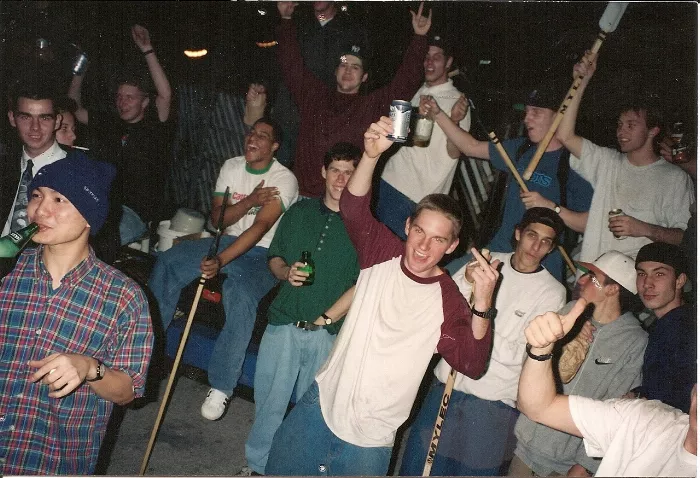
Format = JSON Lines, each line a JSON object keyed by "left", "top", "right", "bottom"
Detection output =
{"left": 10, "top": 159, "right": 34, "bottom": 232}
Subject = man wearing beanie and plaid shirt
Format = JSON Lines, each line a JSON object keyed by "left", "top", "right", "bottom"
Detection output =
{"left": 0, "top": 151, "right": 154, "bottom": 475}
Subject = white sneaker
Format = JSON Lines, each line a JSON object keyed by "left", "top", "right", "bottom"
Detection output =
{"left": 201, "top": 388, "right": 230, "bottom": 420}
{"left": 236, "top": 465, "right": 261, "bottom": 476}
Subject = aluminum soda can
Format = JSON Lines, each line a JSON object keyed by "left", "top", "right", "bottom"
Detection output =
{"left": 387, "top": 100, "right": 412, "bottom": 142}
{"left": 608, "top": 208, "right": 626, "bottom": 240}
{"left": 72, "top": 52, "right": 88, "bottom": 76}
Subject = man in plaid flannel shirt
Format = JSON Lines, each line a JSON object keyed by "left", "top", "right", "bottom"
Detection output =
{"left": 0, "top": 152, "right": 154, "bottom": 474}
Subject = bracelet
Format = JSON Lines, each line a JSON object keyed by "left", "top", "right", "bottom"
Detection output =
{"left": 142, "top": 48, "right": 154, "bottom": 56}
{"left": 526, "top": 343, "right": 553, "bottom": 361}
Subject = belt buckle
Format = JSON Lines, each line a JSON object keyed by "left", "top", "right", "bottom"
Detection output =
{"left": 294, "top": 321, "right": 318, "bottom": 331}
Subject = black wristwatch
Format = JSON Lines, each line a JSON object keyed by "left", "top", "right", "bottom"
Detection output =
{"left": 526, "top": 343, "right": 553, "bottom": 361}
{"left": 553, "top": 204, "right": 561, "bottom": 214}
{"left": 87, "top": 360, "right": 105, "bottom": 382}
{"left": 321, "top": 313, "right": 332, "bottom": 325}
{"left": 471, "top": 306, "right": 497, "bottom": 320}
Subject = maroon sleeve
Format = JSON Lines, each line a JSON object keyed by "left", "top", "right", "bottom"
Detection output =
{"left": 436, "top": 276, "right": 493, "bottom": 379}
{"left": 369, "top": 34, "right": 428, "bottom": 107}
{"left": 339, "top": 188, "right": 404, "bottom": 269}
{"left": 276, "top": 20, "right": 328, "bottom": 105}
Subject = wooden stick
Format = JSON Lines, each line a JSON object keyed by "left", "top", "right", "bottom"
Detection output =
{"left": 422, "top": 368, "right": 457, "bottom": 476}
{"left": 423, "top": 249, "right": 489, "bottom": 476}
{"left": 141, "top": 187, "right": 231, "bottom": 475}
{"left": 139, "top": 274, "right": 207, "bottom": 475}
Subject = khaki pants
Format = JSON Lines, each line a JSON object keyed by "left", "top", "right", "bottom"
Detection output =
{"left": 507, "top": 455, "right": 565, "bottom": 477}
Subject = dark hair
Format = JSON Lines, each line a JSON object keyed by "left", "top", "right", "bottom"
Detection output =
{"left": 9, "top": 79, "right": 58, "bottom": 113}
{"left": 409, "top": 194, "right": 463, "bottom": 241}
{"left": 115, "top": 72, "right": 151, "bottom": 97}
{"left": 323, "top": 142, "right": 361, "bottom": 168}
{"left": 54, "top": 96, "right": 78, "bottom": 115}
{"left": 618, "top": 99, "right": 664, "bottom": 135}
{"left": 512, "top": 207, "right": 565, "bottom": 248}
{"left": 253, "top": 117, "right": 282, "bottom": 145}
{"left": 603, "top": 275, "right": 644, "bottom": 315}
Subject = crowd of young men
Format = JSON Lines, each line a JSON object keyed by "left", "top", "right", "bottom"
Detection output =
{"left": 0, "top": 2, "right": 696, "bottom": 477}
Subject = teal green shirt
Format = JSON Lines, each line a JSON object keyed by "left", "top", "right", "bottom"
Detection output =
{"left": 267, "top": 198, "right": 359, "bottom": 334}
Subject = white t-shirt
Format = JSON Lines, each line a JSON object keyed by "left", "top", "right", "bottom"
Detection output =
{"left": 2, "top": 141, "right": 66, "bottom": 235}
{"left": 381, "top": 79, "right": 471, "bottom": 201}
{"left": 214, "top": 157, "right": 298, "bottom": 248}
{"left": 572, "top": 139, "right": 694, "bottom": 263}
{"left": 570, "top": 395, "right": 697, "bottom": 477}
{"left": 435, "top": 252, "right": 566, "bottom": 407}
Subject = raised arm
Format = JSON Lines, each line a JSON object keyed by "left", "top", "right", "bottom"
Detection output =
{"left": 555, "top": 52, "right": 598, "bottom": 159}
{"left": 347, "top": 116, "right": 395, "bottom": 197}
{"left": 132, "top": 24, "right": 172, "bottom": 122}
{"left": 517, "top": 298, "right": 588, "bottom": 437}
{"left": 340, "top": 117, "right": 404, "bottom": 266}
{"left": 437, "top": 249, "right": 500, "bottom": 378}
{"left": 276, "top": 2, "right": 327, "bottom": 102}
{"left": 243, "top": 83, "right": 268, "bottom": 128}
{"left": 67, "top": 73, "right": 89, "bottom": 124}
{"left": 425, "top": 97, "right": 490, "bottom": 160}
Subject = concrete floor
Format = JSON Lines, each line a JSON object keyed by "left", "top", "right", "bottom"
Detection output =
{"left": 98, "top": 366, "right": 413, "bottom": 476}
{"left": 102, "top": 371, "right": 255, "bottom": 476}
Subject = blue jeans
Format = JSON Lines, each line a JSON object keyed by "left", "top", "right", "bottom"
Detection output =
{"left": 148, "top": 235, "right": 276, "bottom": 393}
{"left": 245, "top": 324, "right": 335, "bottom": 474}
{"left": 399, "top": 379, "right": 519, "bottom": 476}
{"left": 266, "top": 382, "right": 393, "bottom": 476}
{"left": 119, "top": 205, "right": 148, "bottom": 246}
{"left": 376, "top": 179, "right": 416, "bottom": 241}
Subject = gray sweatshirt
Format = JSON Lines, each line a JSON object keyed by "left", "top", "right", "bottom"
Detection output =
{"left": 513, "top": 309, "right": 648, "bottom": 475}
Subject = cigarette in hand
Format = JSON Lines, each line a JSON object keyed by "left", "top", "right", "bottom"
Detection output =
{"left": 466, "top": 248, "right": 491, "bottom": 267}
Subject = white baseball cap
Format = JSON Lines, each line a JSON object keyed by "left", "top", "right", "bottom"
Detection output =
{"left": 577, "top": 250, "right": 637, "bottom": 294}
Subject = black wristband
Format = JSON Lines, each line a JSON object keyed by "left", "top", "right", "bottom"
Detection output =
{"left": 526, "top": 343, "right": 553, "bottom": 361}
{"left": 142, "top": 48, "right": 154, "bottom": 56}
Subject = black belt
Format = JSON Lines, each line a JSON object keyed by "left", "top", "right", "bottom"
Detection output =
{"left": 293, "top": 321, "right": 321, "bottom": 331}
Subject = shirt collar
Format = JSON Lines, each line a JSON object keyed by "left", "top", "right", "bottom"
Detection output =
{"left": 318, "top": 197, "right": 338, "bottom": 215}
{"left": 419, "top": 79, "right": 455, "bottom": 95}
{"left": 22, "top": 140, "right": 66, "bottom": 172}
{"left": 31, "top": 244, "right": 98, "bottom": 287}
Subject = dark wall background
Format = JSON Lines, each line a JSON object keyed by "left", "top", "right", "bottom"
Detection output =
{"left": 1, "top": 1, "right": 697, "bottom": 149}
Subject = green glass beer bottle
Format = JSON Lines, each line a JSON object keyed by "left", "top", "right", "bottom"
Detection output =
{"left": 298, "top": 250, "right": 315, "bottom": 285}
{"left": 0, "top": 223, "right": 39, "bottom": 258}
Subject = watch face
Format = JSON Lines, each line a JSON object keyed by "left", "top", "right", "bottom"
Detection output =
{"left": 324, "top": 318, "right": 332, "bottom": 325}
